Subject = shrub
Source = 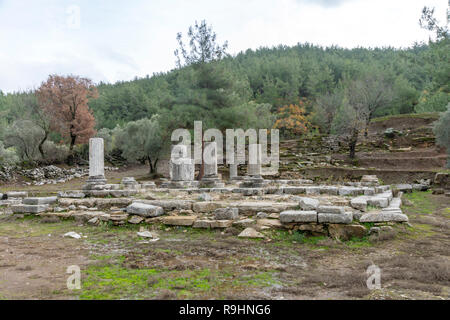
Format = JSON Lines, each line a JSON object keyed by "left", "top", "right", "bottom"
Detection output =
{"left": 415, "top": 90, "right": 449, "bottom": 113}
{"left": 0, "top": 141, "right": 19, "bottom": 166}
{"left": 41, "top": 140, "right": 70, "bottom": 164}
{"left": 433, "top": 103, "right": 450, "bottom": 168}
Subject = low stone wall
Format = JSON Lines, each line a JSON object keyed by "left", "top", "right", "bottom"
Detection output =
{"left": 0, "top": 175, "right": 420, "bottom": 241}
{"left": 298, "top": 167, "right": 437, "bottom": 184}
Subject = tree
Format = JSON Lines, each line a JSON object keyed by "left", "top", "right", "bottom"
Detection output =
{"left": 174, "top": 20, "right": 228, "bottom": 68}
{"left": 415, "top": 88, "right": 449, "bottom": 113}
{"left": 173, "top": 20, "right": 242, "bottom": 180}
{"left": 36, "top": 75, "right": 98, "bottom": 151}
{"left": 330, "top": 73, "right": 392, "bottom": 159}
{"left": 311, "top": 90, "right": 343, "bottom": 134}
{"left": 433, "top": 104, "right": 450, "bottom": 168}
{"left": 331, "top": 97, "right": 365, "bottom": 159}
{"left": 419, "top": 6, "right": 448, "bottom": 41}
{"left": 16, "top": 93, "right": 51, "bottom": 158}
{"left": 4, "top": 120, "right": 44, "bottom": 162}
{"left": 0, "top": 140, "right": 19, "bottom": 166}
{"left": 114, "top": 116, "right": 166, "bottom": 174}
{"left": 344, "top": 71, "right": 394, "bottom": 136}
{"left": 274, "top": 100, "right": 311, "bottom": 138}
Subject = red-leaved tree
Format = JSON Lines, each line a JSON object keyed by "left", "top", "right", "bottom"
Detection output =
{"left": 37, "top": 75, "right": 98, "bottom": 151}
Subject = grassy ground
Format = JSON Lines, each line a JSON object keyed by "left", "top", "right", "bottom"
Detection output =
{"left": 0, "top": 191, "right": 448, "bottom": 300}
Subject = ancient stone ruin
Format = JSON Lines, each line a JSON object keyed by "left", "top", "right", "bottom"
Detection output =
{"left": 0, "top": 137, "right": 422, "bottom": 241}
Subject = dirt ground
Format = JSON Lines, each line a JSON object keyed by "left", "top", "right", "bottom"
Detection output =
{"left": 0, "top": 188, "right": 448, "bottom": 300}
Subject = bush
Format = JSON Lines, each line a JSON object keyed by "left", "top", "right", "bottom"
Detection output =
{"left": 3, "top": 120, "right": 44, "bottom": 162}
{"left": 41, "top": 140, "right": 70, "bottom": 164}
{"left": 0, "top": 141, "right": 19, "bottom": 166}
{"left": 415, "top": 90, "right": 449, "bottom": 113}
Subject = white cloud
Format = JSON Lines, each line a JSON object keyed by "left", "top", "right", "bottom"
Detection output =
{"left": 0, "top": 0, "right": 447, "bottom": 93}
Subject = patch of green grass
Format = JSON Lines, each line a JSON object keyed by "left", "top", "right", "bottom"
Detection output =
{"left": 402, "top": 223, "right": 435, "bottom": 239}
{"left": 154, "top": 268, "right": 213, "bottom": 292}
{"left": 79, "top": 262, "right": 283, "bottom": 300}
{"left": 402, "top": 190, "right": 437, "bottom": 215}
{"left": 154, "top": 248, "right": 183, "bottom": 255}
{"left": 270, "top": 230, "right": 327, "bottom": 246}
{"left": 371, "top": 112, "right": 439, "bottom": 123}
{"left": 360, "top": 222, "right": 376, "bottom": 229}
{"left": 344, "top": 236, "right": 373, "bottom": 248}
{"left": 366, "top": 205, "right": 379, "bottom": 212}
{"left": 79, "top": 265, "right": 161, "bottom": 299}
{"left": 442, "top": 207, "right": 450, "bottom": 218}
{"left": 0, "top": 216, "right": 83, "bottom": 238}
{"left": 90, "top": 254, "right": 115, "bottom": 261}
{"left": 232, "top": 271, "right": 281, "bottom": 287}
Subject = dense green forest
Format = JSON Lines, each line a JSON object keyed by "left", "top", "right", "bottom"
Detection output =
{"left": 89, "top": 41, "right": 448, "bottom": 130}
{"left": 0, "top": 8, "right": 449, "bottom": 171}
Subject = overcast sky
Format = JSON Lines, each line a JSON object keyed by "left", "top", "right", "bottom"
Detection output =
{"left": 0, "top": 0, "right": 448, "bottom": 93}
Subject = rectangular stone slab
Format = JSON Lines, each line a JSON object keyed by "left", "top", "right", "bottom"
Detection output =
{"left": 136, "top": 199, "right": 194, "bottom": 210}
{"left": 360, "top": 211, "right": 408, "bottom": 222}
{"left": 161, "top": 216, "right": 197, "bottom": 226}
{"left": 280, "top": 210, "right": 317, "bottom": 223}
{"left": 126, "top": 203, "right": 164, "bottom": 217}
{"left": 11, "top": 204, "right": 49, "bottom": 214}
{"left": 6, "top": 191, "right": 28, "bottom": 198}
{"left": 296, "top": 197, "right": 319, "bottom": 210}
{"left": 317, "top": 205, "right": 346, "bottom": 214}
{"left": 58, "top": 191, "right": 86, "bottom": 198}
{"left": 214, "top": 207, "right": 239, "bottom": 220}
{"left": 318, "top": 212, "right": 353, "bottom": 224}
{"left": 367, "top": 197, "right": 389, "bottom": 208}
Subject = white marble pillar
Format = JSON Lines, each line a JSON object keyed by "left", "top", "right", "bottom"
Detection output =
{"left": 89, "top": 138, "right": 105, "bottom": 178}
{"left": 170, "top": 145, "right": 194, "bottom": 181}
{"left": 203, "top": 142, "right": 218, "bottom": 177}
{"left": 248, "top": 143, "right": 262, "bottom": 177}
{"left": 229, "top": 163, "right": 238, "bottom": 179}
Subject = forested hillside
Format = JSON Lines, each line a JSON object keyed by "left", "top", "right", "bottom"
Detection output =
{"left": 90, "top": 42, "right": 448, "bottom": 130}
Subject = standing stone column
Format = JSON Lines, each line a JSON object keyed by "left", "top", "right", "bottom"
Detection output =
{"left": 162, "top": 144, "right": 198, "bottom": 188}
{"left": 203, "top": 142, "right": 218, "bottom": 178}
{"left": 170, "top": 145, "right": 194, "bottom": 181}
{"left": 240, "top": 143, "right": 267, "bottom": 188}
{"left": 84, "top": 138, "right": 107, "bottom": 190}
{"left": 229, "top": 163, "right": 238, "bottom": 180}
{"left": 229, "top": 141, "right": 245, "bottom": 180}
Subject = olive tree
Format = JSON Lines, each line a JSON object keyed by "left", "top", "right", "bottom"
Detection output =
{"left": 312, "top": 90, "right": 343, "bottom": 134}
{"left": 114, "top": 115, "right": 166, "bottom": 174}
{"left": 0, "top": 141, "right": 19, "bottom": 166}
{"left": 4, "top": 120, "right": 45, "bottom": 162}
{"left": 331, "top": 97, "right": 366, "bottom": 159}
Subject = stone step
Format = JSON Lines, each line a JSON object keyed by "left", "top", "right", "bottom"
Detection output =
{"left": 23, "top": 197, "right": 57, "bottom": 205}
{"left": 126, "top": 203, "right": 164, "bottom": 217}
{"left": 318, "top": 212, "right": 353, "bottom": 224}
{"left": 6, "top": 191, "right": 28, "bottom": 198}
{"left": 11, "top": 204, "right": 49, "bottom": 214}
{"left": 360, "top": 211, "right": 408, "bottom": 222}
{"left": 280, "top": 210, "right": 317, "bottom": 223}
